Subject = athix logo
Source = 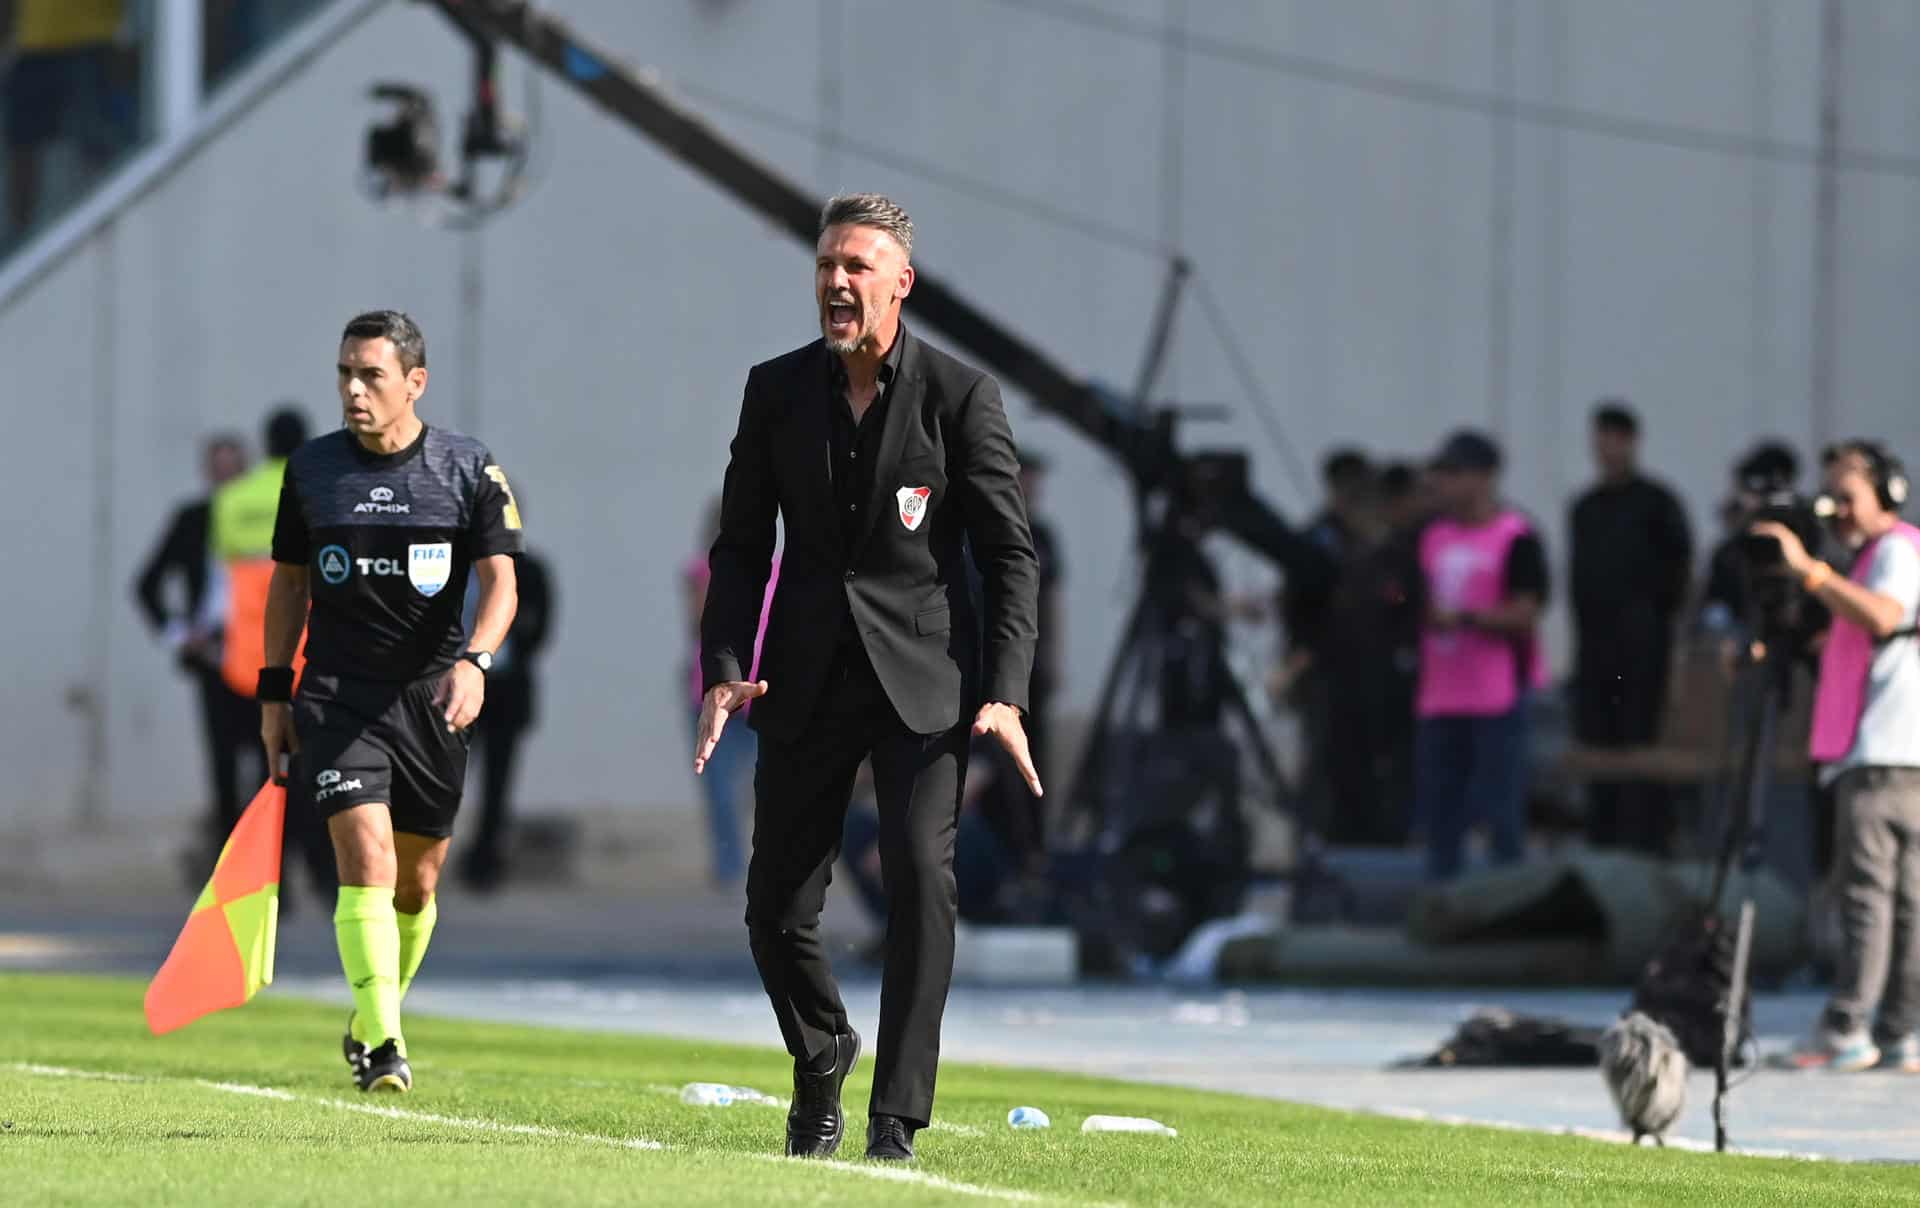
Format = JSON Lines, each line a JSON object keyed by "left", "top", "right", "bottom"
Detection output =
{"left": 354, "top": 486, "right": 410, "bottom": 515}
{"left": 315, "top": 768, "right": 364, "bottom": 802}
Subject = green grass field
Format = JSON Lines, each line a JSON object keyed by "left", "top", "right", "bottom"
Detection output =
{"left": 3, "top": 974, "right": 1914, "bottom": 1207}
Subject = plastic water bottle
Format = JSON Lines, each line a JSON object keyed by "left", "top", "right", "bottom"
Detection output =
{"left": 725, "top": 1085, "right": 781, "bottom": 1106}
{"left": 680, "top": 1083, "right": 780, "bottom": 1107}
{"left": 1081, "top": 1114, "right": 1177, "bottom": 1136}
{"left": 1007, "top": 1106, "right": 1051, "bottom": 1129}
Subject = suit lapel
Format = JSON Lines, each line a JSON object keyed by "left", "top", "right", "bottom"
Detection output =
{"left": 790, "top": 341, "right": 837, "bottom": 539}
{"left": 852, "top": 327, "right": 923, "bottom": 563}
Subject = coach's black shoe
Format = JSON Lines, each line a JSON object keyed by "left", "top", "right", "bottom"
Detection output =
{"left": 355, "top": 1040, "right": 412, "bottom": 1093}
{"left": 785, "top": 1029, "right": 860, "bottom": 1158}
{"left": 342, "top": 1013, "right": 368, "bottom": 1076}
{"left": 865, "top": 1113, "right": 917, "bottom": 1162}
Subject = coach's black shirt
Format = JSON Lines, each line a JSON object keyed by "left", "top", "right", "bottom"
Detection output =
{"left": 827, "top": 336, "right": 904, "bottom": 563}
{"left": 271, "top": 426, "right": 523, "bottom": 682}
{"left": 828, "top": 337, "right": 903, "bottom": 645}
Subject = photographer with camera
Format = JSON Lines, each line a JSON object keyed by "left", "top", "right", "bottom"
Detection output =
{"left": 1761, "top": 442, "right": 1920, "bottom": 1073}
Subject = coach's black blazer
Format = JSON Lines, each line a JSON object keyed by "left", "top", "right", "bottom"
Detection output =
{"left": 701, "top": 324, "right": 1039, "bottom": 741}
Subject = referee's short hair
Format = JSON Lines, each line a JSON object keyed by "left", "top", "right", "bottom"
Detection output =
{"left": 342, "top": 310, "right": 427, "bottom": 372}
{"left": 819, "top": 194, "right": 914, "bottom": 260}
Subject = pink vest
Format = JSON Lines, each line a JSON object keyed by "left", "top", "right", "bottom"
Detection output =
{"left": 1809, "top": 523, "right": 1920, "bottom": 761}
{"left": 1416, "top": 511, "right": 1545, "bottom": 718}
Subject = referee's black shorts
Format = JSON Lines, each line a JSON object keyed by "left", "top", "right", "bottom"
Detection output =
{"left": 291, "top": 670, "right": 469, "bottom": 839}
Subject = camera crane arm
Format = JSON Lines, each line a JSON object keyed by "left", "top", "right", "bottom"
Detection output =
{"left": 413, "top": 1, "right": 1330, "bottom": 571}
{"left": 418, "top": 1, "right": 1161, "bottom": 472}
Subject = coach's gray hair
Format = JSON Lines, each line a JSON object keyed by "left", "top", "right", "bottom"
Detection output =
{"left": 819, "top": 193, "right": 914, "bottom": 260}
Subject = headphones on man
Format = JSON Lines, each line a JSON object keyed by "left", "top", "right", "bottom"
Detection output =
{"left": 1824, "top": 440, "right": 1909, "bottom": 513}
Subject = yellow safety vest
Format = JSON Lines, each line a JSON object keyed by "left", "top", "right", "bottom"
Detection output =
{"left": 210, "top": 459, "right": 305, "bottom": 698}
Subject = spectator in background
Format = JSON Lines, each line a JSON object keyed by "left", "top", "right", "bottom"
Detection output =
{"left": 3, "top": 0, "right": 131, "bottom": 238}
{"left": 1284, "top": 449, "right": 1407, "bottom": 845}
{"left": 1414, "top": 431, "right": 1549, "bottom": 880}
{"left": 1373, "top": 461, "right": 1430, "bottom": 839}
{"left": 1570, "top": 402, "right": 1693, "bottom": 856}
{"left": 211, "top": 404, "right": 336, "bottom": 912}
{"left": 1379, "top": 460, "right": 1431, "bottom": 538}
{"left": 977, "top": 451, "right": 1059, "bottom": 879}
{"left": 133, "top": 433, "right": 250, "bottom": 882}
{"left": 459, "top": 544, "right": 556, "bottom": 892}
{"left": 684, "top": 497, "right": 776, "bottom": 887}
{"left": 1279, "top": 449, "right": 1375, "bottom": 685}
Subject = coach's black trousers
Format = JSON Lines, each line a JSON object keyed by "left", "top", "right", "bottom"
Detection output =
{"left": 745, "top": 639, "right": 966, "bottom": 1128}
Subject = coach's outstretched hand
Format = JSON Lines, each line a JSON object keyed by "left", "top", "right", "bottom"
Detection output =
{"left": 695, "top": 680, "right": 768, "bottom": 774}
{"left": 974, "top": 702, "right": 1043, "bottom": 797}
{"left": 261, "top": 703, "right": 299, "bottom": 786}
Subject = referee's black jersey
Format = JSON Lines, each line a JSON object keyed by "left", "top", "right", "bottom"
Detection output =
{"left": 271, "top": 426, "right": 523, "bottom": 682}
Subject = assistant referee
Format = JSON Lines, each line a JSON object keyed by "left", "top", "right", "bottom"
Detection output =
{"left": 260, "top": 310, "right": 523, "bottom": 1093}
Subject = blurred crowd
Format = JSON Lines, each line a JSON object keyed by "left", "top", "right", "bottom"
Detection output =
{"left": 1267, "top": 404, "right": 1881, "bottom": 889}
{"left": 2, "top": 0, "right": 312, "bottom": 247}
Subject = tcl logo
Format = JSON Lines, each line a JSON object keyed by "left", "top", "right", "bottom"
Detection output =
{"left": 355, "top": 557, "right": 408, "bottom": 577}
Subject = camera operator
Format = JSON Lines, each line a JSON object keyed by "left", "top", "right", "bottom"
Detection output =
{"left": 1760, "top": 441, "right": 1920, "bottom": 1073}
{"left": 1700, "top": 441, "right": 1801, "bottom": 633}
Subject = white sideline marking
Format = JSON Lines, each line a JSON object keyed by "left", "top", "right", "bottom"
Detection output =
{"left": 11, "top": 1063, "right": 1084, "bottom": 1203}
{"left": 927, "top": 1120, "right": 989, "bottom": 1137}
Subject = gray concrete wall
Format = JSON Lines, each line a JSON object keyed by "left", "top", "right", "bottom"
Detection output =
{"left": 3, "top": 0, "right": 1917, "bottom": 826}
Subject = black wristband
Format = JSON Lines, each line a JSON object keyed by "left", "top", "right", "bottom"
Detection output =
{"left": 257, "top": 667, "right": 296, "bottom": 702}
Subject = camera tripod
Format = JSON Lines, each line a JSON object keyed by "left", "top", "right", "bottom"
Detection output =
{"left": 1055, "top": 508, "right": 1346, "bottom": 967}
{"left": 1703, "top": 638, "right": 1794, "bottom": 1153}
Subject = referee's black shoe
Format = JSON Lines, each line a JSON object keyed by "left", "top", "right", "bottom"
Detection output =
{"left": 355, "top": 1040, "right": 412, "bottom": 1093}
{"left": 342, "top": 1013, "right": 368, "bottom": 1076}
{"left": 865, "top": 1113, "right": 917, "bottom": 1162}
{"left": 785, "top": 1029, "right": 860, "bottom": 1158}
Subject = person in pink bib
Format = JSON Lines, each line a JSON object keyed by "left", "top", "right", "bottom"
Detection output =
{"left": 1758, "top": 441, "right": 1920, "bottom": 1074}
{"left": 1413, "top": 431, "right": 1549, "bottom": 880}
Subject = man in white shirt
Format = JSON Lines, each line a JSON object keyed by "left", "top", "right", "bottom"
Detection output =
{"left": 1754, "top": 441, "right": 1920, "bottom": 1072}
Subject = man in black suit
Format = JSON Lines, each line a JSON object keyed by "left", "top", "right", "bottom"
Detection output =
{"left": 133, "top": 433, "right": 251, "bottom": 875}
{"left": 697, "top": 193, "right": 1041, "bottom": 1163}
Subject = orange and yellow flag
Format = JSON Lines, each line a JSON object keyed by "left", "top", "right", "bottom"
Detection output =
{"left": 145, "top": 782, "right": 285, "bottom": 1035}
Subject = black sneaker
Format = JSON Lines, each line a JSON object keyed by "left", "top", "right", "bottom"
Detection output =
{"left": 785, "top": 1029, "right": 859, "bottom": 1158}
{"left": 866, "top": 1113, "right": 916, "bottom": 1162}
{"left": 342, "top": 1013, "right": 368, "bottom": 1076}
{"left": 355, "top": 1040, "right": 412, "bottom": 1093}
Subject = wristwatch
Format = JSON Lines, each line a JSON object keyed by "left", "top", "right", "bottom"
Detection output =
{"left": 460, "top": 649, "right": 494, "bottom": 674}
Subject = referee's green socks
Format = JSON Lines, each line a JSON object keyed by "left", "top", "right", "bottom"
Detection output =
{"left": 396, "top": 894, "right": 438, "bottom": 1000}
{"left": 335, "top": 886, "right": 404, "bottom": 1055}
